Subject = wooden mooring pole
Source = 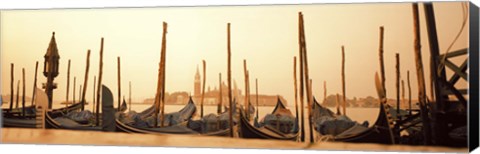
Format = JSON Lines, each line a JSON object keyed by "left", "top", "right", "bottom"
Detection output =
{"left": 378, "top": 26, "right": 396, "bottom": 145}
{"left": 341, "top": 46, "right": 347, "bottom": 117}
{"left": 336, "top": 94, "right": 341, "bottom": 115}
{"left": 307, "top": 79, "right": 314, "bottom": 142}
{"left": 153, "top": 57, "right": 162, "bottom": 127}
{"left": 200, "top": 60, "right": 206, "bottom": 118}
{"left": 160, "top": 22, "right": 168, "bottom": 127}
{"left": 93, "top": 76, "right": 96, "bottom": 113}
{"left": 227, "top": 23, "right": 234, "bottom": 138}
{"left": 247, "top": 68, "right": 251, "bottom": 120}
{"left": 255, "top": 78, "right": 259, "bottom": 120}
{"left": 407, "top": 71, "right": 412, "bottom": 116}
{"left": 31, "top": 62, "right": 39, "bottom": 106}
{"left": 378, "top": 26, "right": 386, "bottom": 97}
{"left": 129, "top": 81, "right": 132, "bottom": 112}
{"left": 73, "top": 77, "right": 76, "bottom": 104}
{"left": 153, "top": 22, "right": 168, "bottom": 127}
{"left": 298, "top": 12, "right": 306, "bottom": 143}
{"left": 243, "top": 60, "right": 248, "bottom": 120}
{"left": 22, "top": 68, "right": 26, "bottom": 117}
{"left": 117, "top": 57, "right": 121, "bottom": 111}
{"left": 412, "top": 3, "right": 432, "bottom": 145}
{"left": 323, "top": 81, "right": 327, "bottom": 103}
{"left": 153, "top": 62, "right": 161, "bottom": 127}
{"left": 16, "top": 80, "right": 19, "bottom": 108}
{"left": 79, "top": 85, "right": 82, "bottom": 102}
{"left": 396, "top": 53, "right": 400, "bottom": 121}
{"left": 9, "top": 63, "right": 14, "bottom": 111}
{"left": 299, "top": 12, "right": 314, "bottom": 143}
{"left": 95, "top": 38, "right": 104, "bottom": 127}
{"left": 293, "top": 57, "right": 299, "bottom": 132}
{"left": 81, "top": 50, "right": 91, "bottom": 111}
{"left": 402, "top": 80, "right": 405, "bottom": 114}
{"left": 218, "top": 73, "right": 222, "bottom": 114}
{"left": 66, "top": 60, "right": 71, "bottom": 107}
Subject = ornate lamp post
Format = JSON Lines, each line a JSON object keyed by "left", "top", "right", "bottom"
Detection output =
{"left": 43, "top": 32, "right": 60, "bottom": 109}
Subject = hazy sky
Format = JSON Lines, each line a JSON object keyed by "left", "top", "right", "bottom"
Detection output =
{"left": 0, "top": 2, "right": 469, "bottom": 107}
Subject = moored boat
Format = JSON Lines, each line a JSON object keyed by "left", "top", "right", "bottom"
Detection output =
{"left": 238, "top": 99, "right": 298, "bottom": 141}
{"left": 45, "top": 85, "right": 116, "bottom": 132}
{"left": 115, "top": 96, "right": 199, "bottom": 135}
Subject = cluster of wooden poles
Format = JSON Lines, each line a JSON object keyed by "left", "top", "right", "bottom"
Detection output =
{"left": 293, "top": 12, "right": 351, "bottom": 143}
{"left": 373, "top": 3, "right": 431, "bottom": 145}
{"left": 294, "top": 3, "right": 432, "bottom": 144}
{"left": 63, "top": 38, "right": 104, "bottom": 126}
{"left": 62, "top": 37, "right": 134, "bottom": 126}
{"left": 287, "top": 3, "right": 430, "bottom": 143}
{"left": 7, "top": 35, "right": 136, "bottom": 128}
{"left": 62, "top": 38, "right": 107, "bottom": 126}
{"left": 7, "top": 62, "right": 39, "bottom": 117}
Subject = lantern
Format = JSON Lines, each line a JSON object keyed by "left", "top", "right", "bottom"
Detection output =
{"left": 43, "top": 32, "right": 60, "bottom": 78}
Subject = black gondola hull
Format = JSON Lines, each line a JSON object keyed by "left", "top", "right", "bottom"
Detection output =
{"left": 239, "top": 110, "right": 298, "bottom": 141}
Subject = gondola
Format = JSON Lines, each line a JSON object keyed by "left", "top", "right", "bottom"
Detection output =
{"left": 2, "top": 105, "right": 39, "bottom": 128}
{"left": 115, "top": 96, "right": 199, "bottom": 135}
{"left": 259, "top": 98, "right": 297, "bottom": 134}
{"left": 328, "top": 102, "right": 394, "bottom": 144}
{"left": 45, "top": 85, "right": 116, "bottom": 132}
{"left": 311, "top": 74, "right": 395, "bottom": 144}
{"left": 2, "top": 88, "right": 84, "bottom": 128}
{"left": 187, "top": 100, "right": 243, "bottom": 137}
{"left": 311, "top": 97, "right": 361, "bottom": 137}
{"left": 187, "top": 111, "right": 232, "bottom": 137}
{"left": 238, "top": 98, "right": 298, "bottom": 141}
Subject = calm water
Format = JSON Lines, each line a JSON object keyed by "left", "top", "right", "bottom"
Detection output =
{"left": 1, "top": 102, "right": 379, "bottom": 124}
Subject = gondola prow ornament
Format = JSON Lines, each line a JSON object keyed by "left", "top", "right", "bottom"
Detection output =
{"left": 42, "top": 32, "right": 60, "bottom": 109}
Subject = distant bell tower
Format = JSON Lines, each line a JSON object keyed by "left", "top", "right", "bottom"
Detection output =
{"left": 194, "top": 66, "right": 201, "bottom": 96}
